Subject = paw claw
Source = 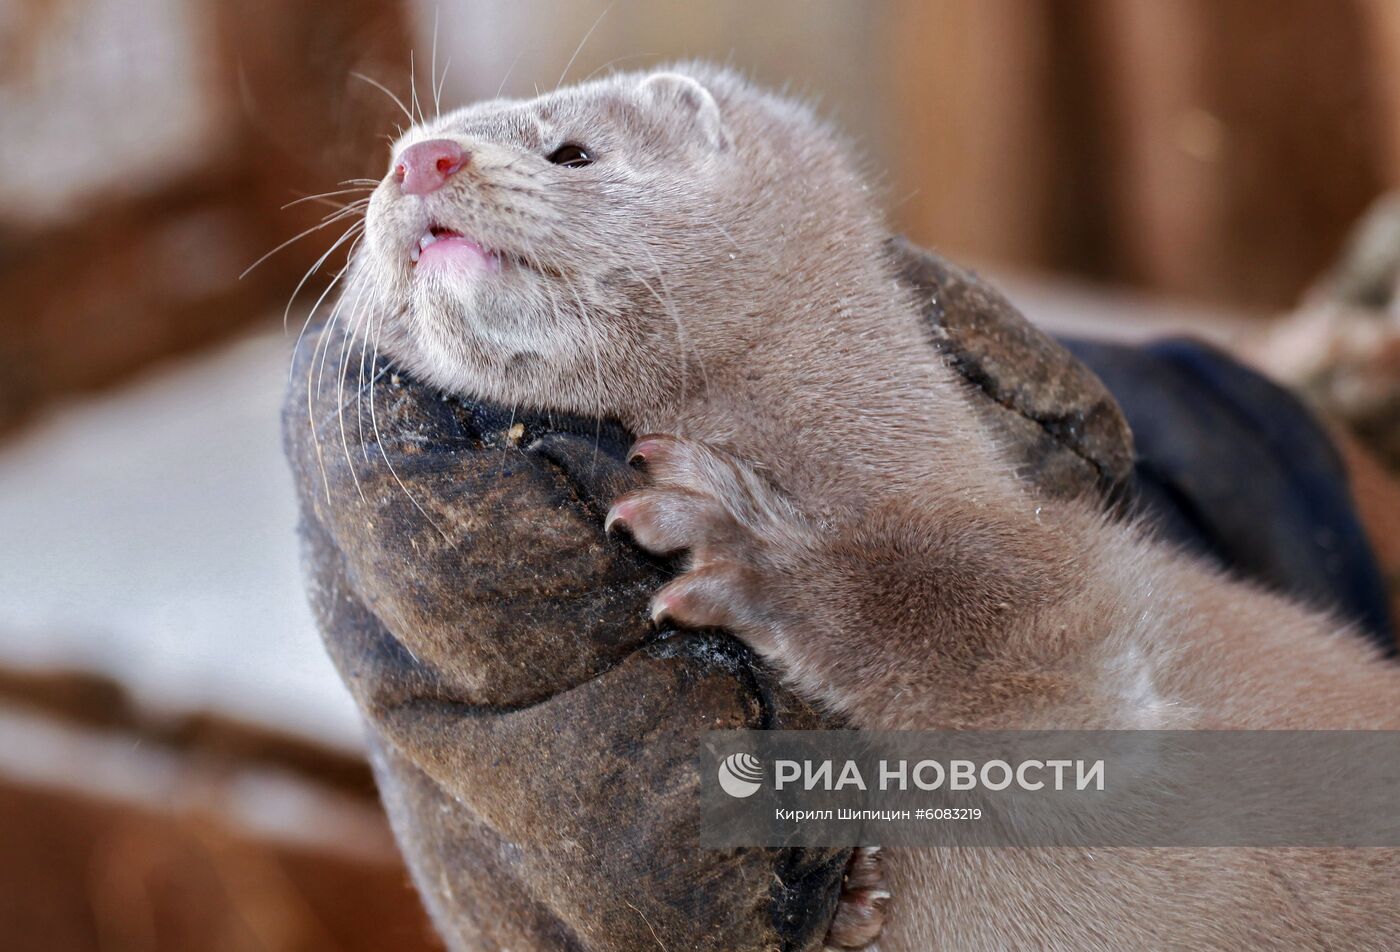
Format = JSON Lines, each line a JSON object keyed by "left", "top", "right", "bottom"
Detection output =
{"left": 605, "top": 434, "right": 791, "bottom": 653}
{"left": 649, "top": 593, "right": 675, "bottom": 628}
{"left": 627, "top": 435, "right": 670, "bottom": 468}
{"left": 648, "top": 564, "right": 756, "bottom": 634}
{"left": 604, "top": 498, "right": 637, "bottom": 535}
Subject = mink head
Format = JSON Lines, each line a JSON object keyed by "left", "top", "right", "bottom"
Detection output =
{"left": 351, "top": 63, "right": 885, "bottom": 422}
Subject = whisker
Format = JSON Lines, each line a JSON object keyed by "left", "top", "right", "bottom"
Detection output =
{"left": 316, "top": 268, "right": 356, "bottom": 403}
{"left": 430, "top": 6, "right": 442, "bottom": 118}
{"left": 240, "top": 204, "right": 365, "bottom": 280}
{"left": 333, "top": 278, "right": 371, "bottom": 506}
{"left": 305, "top": 196, "right": 369, "bottom": 214}
{"left": 324, "top": 197, "right": 372, "bottom": 218}
{"left": 305, "top": 270, "right": 372, "bottom": 509}
{"left": 305, "top": 331, "right": 334, "bottom": 504}
{"left": 557, "top": 2, "right": 614, "bottom": 90}
{"left": 321, "top": 197, "right": 371, "bottom": 218}
{"left": 366, "top": 305, "right": 456, "bottom": 545}
{"left": 281, "top": 187, "right": 373, "bottom": 211}
{"left": 409, "top": 49, "right": 424, "bottom": 125}
{"left": 313, "top": 242, "right": 363, "bottom": 408}
{"left": 355, "top": 285, "right": 376, "bottom": 465}
{"left": 287, "top": 232, "right": 359, "bottom": 378}
{"left": 284, "top": 217, "right": 364, "bottom": 341}
{"left": 436, "top": 55, "right": 453, "bottom": 111}
{"left": 495, "top": 48, "right": 525, "bottom": 99}
{"left": 352, "top": 71, "right": 414, "bottom": 124}
{"left": 305, "top": 284, "right": 351, "bottom": 505}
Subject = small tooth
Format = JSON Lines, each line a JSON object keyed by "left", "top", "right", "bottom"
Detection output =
{"left": 409, "top": 246, "right": 420, "bottom": 262}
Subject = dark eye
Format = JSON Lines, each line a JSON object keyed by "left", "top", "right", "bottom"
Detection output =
{"left": 547, "top": 143, "right": 593, "bottom": 168}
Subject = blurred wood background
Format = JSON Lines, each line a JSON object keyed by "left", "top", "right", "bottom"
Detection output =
{"left": 891, "top": 0, "right": 1391, "bottom": 308}
{"left": 0, "top": 668, "right": 440, "bottom": 952}
{"left": 0, "top": 0, "right": 411, "bottom": 433}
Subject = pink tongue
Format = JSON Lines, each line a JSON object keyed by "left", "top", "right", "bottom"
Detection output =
{"left": 420, "top": 235, "right": 500, "bottom": 273}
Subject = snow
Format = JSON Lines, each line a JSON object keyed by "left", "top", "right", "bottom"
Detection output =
{"left": 0, "top": 331, "right": 364, "bottom": 751}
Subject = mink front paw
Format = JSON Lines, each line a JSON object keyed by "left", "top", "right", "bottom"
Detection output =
{"left": 605, "top": 434, "right": 801, "bottom": 654}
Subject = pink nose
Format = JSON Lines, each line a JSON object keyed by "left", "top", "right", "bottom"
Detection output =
{"left": 394, "top": 138, "right": 468, "bottom": 195}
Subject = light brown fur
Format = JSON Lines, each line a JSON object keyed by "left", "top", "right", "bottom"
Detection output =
{"left": 350, "top": 63, "right": 1400, "bottom": 951}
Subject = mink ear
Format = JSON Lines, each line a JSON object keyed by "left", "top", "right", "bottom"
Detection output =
{"left": 639, "top": 72, "right": 727, "bottom": 150}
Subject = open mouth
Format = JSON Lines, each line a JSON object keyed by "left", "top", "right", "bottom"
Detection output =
{"left": 409, "top": 223, "right": 551, "bottom": 278}
{"left": 410, "top": 224, "right": 502, "bottom": 272}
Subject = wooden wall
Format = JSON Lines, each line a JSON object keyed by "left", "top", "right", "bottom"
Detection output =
{"left": 887, "top": 0, "right": 1393, "bottom": 308}
{"left": 0, "top": 0, "right": 412, "bottom": 433}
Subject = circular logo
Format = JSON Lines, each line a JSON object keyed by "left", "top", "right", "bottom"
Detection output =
{"left": 718, "top": 752, "right": 764, "bottom": 798}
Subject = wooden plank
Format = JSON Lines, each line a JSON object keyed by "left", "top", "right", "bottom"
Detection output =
{"left": 0, "top": 0, "right": 412, "bottom": 432}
